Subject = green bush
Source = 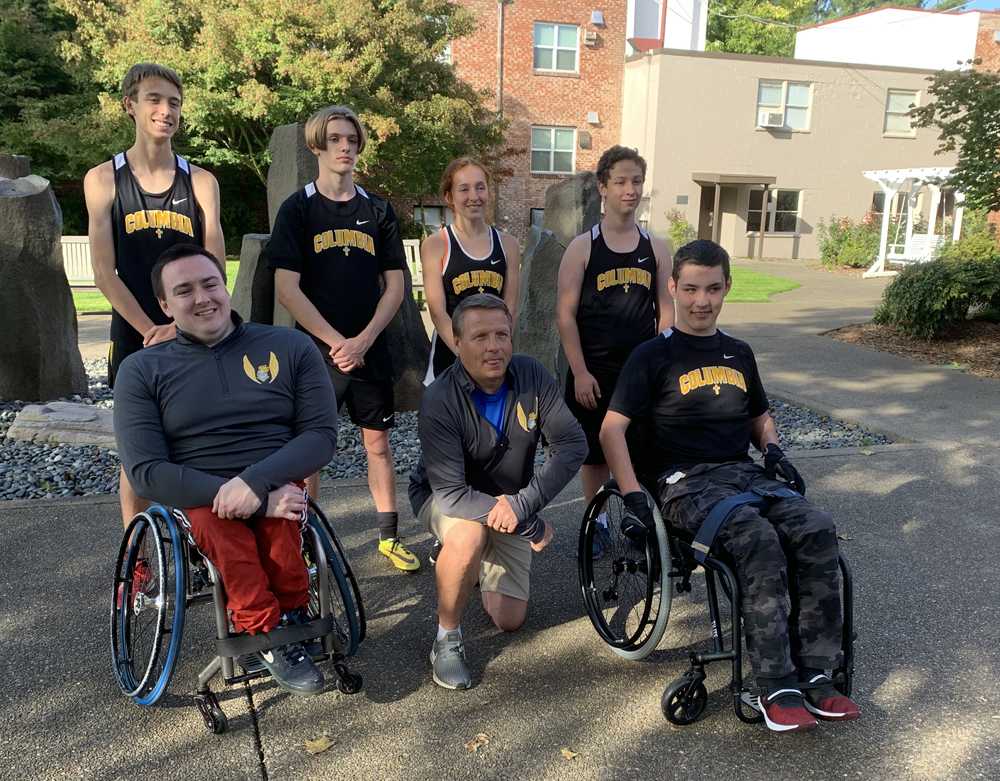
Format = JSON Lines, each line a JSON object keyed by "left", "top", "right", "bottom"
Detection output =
{"left": 935, "top": 209, "right": 999, "bottom": 264}
{"left": 817, "top": 216, "right": 880, "bottom": 268}
{"left": 665, "top": 208, "right": 696, "bottom": 251}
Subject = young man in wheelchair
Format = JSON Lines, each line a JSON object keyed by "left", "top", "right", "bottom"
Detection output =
{"left": 113, "top": 243, "right": 338, "bottom": 697}
{"left": 599, "top": 240, "right": 860, "bottom": 733}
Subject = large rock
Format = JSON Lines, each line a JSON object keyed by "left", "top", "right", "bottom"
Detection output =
{"left": 0, "top": 154, "right": 31, "bottom": 178}
{"left": 231, "top": 233, "right": 295, "bottom": 328}
{"left": 260, "top": 123, "right": 429, "bottom": 411}
{"left": 266, "top": 123, "right": 317, "bottom": 230}
{"left": 514, "top": 173, "right": 602, "bottom": 378}
{"left": 0, "top": 174, "right": 86, "bottom": 400}
{"left": 6, "top": 402, "right": 115, "bottom": 448}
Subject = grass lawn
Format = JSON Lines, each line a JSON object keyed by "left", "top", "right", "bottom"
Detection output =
{"left": 73, "top": 260, "right": 240, "bottom": 314}
{"left": 727, "top": 266, "right": 799, "bottom": 302}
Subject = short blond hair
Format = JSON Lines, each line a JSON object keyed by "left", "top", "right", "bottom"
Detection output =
{"left": 304, "top": 105, "right": 367, "bottom": 153}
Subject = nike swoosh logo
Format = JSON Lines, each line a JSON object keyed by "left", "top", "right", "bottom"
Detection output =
{"left": 637, "top": 257, "right": 649, "bottom": 263}
{"left": 356, "top": 219, "right": 369, "bottom": 225}
{"left": 261, "top": 650, "right": 274, "bottom": 663}
{"left": 491, "top": 258, "right": 503, "bottom": 265}
{"left": 382, "top": 415, "right": 393, "bottom": 422}
{"left": 723, "top": 354, "right": 735, "bottom": 359}
{"left": 171, "top": 198, "right": 187, "bottom": 205}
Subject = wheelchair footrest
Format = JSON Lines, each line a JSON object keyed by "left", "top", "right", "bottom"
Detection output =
{"left": 217, "top": 616, "right": 335, "bottom": 658}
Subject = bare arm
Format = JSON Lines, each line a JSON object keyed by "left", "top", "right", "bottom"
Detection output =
{"left": 500, "top": 231, "right": 521, "bottom": 322}
{"left": 84, "top": 163, "right": 158, "bottom": 336}
{"left": 651, "top": 235, "right": 674, "bottom": 332}
{"left": 192, "top": 166, "right": 226, "bottom": 263}
{"left": 555, "top": 233, "right": 590, "bottom": 378}
{"left": 600, "top": 411, "right": 642, "bottom": 495}
{"left": 275, "top": 268, "right": 345, "bottom": 349}
{"left": 421, "top": 231, "right": 456, "bottom": 355}
{"left": 750, "top": 412, "right": 779, "bottom": 453}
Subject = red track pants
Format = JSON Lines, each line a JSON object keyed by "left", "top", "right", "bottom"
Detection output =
{"left": 184, "top": 507, "right": 310, "bottom": 634}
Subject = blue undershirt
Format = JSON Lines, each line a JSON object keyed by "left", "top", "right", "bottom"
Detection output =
{"left": 471, "top": 381, "right": 509, "bottom": 433}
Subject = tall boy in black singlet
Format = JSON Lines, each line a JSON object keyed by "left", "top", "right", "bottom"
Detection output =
{"left": 270, "top": 105, "right": 420, "bottom": 573}
{"left": 556, "top": 146, "right": 673, "bottom": 510}
{"left": 83, "top": 62, "right": 225, "bottom": 528}
{"left": 425, "top": 224, "right": 508, "bottom": 383}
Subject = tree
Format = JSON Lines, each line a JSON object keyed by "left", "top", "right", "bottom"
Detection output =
{"left": 912, "top": 64, "right": 1000, "bottom": 213}
{"left": 52, "top": 0, "right": 505, "bottom": 202}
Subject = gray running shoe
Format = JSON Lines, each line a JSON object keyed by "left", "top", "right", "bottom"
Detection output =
{"left": 430, "top": 631, "right": 472, "bottom": 690}
{"left": 256, "top": 642, "right": 325, "bottom": 696}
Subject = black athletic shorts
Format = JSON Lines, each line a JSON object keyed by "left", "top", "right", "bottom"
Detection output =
{"left": 327, "top": 362, "right": 395, "bottom": 431}
{"left": 564, "top": 368, "right": 620, "bottom": 466}
{"left": 107, "top": 331, "right": 144, "bottom": 389}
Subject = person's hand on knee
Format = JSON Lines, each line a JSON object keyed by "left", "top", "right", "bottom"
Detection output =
{"left": 266, "top": 483, "right": 307, "bottom": 521}
{"left": 486, "top": 496, "right": 520, "bottom": 534}
{"left": 213, "top": 476, "right": 262, "bottom": 519}
{"left": 763, "top": 444, "right": 806, "bottom": 495}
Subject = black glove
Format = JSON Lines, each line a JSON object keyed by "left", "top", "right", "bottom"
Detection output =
{"left": 622, "top": 491, "right": 655, "bottom": 541}
{"left": 763, "top": 443, "right": 806, "bottom": 495}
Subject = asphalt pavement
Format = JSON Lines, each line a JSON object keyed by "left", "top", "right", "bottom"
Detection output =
{"left": 2, "top": 261, "right": 998, "bottom": 779}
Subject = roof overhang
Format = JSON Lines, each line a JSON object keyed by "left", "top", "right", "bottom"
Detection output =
{"left": 692, "top": 173, "right": 777, "bottom": 186}
{"left": 863, "top": 167, "right": 955, "bottom": 189}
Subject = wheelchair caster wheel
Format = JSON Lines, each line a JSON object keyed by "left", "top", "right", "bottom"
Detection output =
{"left": 195, "top": 692, "right": 228, "bottom": 734}
{"left": 333, "top": 663, "right": 362, "bottom": 695}
{"left": 661, "top": 674, "right": 708, "bottom": 726}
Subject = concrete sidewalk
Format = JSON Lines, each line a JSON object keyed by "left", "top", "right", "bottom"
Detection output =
{"left": 3, "top": 261, "right": 996, "bottom": 779}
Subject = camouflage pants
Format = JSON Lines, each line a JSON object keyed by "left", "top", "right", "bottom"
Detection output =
{"left": 658, "top": 461, "right": 843, "bottom": 679}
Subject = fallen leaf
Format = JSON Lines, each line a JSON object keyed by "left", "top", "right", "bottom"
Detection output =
{"left": 465, "top": 733, "right": 490, "bottom": 753}
{"left": 860, "top": 448, "right": 874, "bottom": 456}
{"left": 305, "top": 735, "right": 334, "bottom": 755}
{"left": 837, "top": 533, "right": 854, "bottom": 541}
{"left": 560, "top": 748, "right": 579, "bottom": 761}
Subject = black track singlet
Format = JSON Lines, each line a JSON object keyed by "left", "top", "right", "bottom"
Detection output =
{"left": 576, "top": 222, "right": 657, "bottom": 377}
{"left": 110, "top": 152, "right": 203, "bottom": 343}
{"left": 424, "top": 224, "right": 508, "bottom": 384}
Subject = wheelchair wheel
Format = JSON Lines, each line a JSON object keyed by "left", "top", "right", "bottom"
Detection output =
{"left": 661, "top": 672, "right": 708, "bottom": 725}
{"left": 310, "top": 500, "right": 367, "bottom": 643}
{"left": 110, "top": 506, "right": 187, "bottom": 705}
{"left": 578, "top": 481, "right": 672, "bottom": 660}
{"left": 304, "top": 517, "right": 361, "bottom": 657}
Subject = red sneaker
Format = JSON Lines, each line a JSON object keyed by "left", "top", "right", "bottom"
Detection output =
{"left": 803, "top": 674, "right": 861, "bottom": 721}
{"left": 759, "top": 689, "right": 818, "bottom": 733}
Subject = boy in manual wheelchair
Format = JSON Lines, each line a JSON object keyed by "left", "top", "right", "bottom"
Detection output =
{"left": 596, "top": 240, "right": 859, "bottom": 734}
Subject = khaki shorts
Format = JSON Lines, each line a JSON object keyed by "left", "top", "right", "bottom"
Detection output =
{"left": 419, "top": 498, "right": 532, "bottom": 602}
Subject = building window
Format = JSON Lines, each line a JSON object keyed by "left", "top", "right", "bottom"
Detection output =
{"left": 529, "top": 208, "right": 545, "bottom": 229}
{"left": 756, "top": 80, "right": 812, "bottom": 131}
{"left": 747, "top": 189, "right": 801, "bottom": 234}
{"left": 530, "top": 126, "right": 575, "bottom": 174}
{"left": 884, "top": 89, "right": 918, "bottom": 137}
{"left": 533, "top": 23, "right": 579, "bottom": 72}
{"left": 414, "top": 205, "right": 453, "bottom": 233}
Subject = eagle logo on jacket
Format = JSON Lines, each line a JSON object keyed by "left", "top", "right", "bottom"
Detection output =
{"left": 515, "top": 398, "right": 538, "bottom": 432}
{"left": 243, "top": 352, "right": 280, "bottom": 384}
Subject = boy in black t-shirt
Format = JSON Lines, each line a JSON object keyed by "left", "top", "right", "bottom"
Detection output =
{"left": 269, "top": 105, "right": 420, "bottom": 572}
{"left": 600, "top": 240, "right": 860, "bottom": 735}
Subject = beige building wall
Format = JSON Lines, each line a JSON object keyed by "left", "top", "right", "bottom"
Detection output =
{"left": 622, "top": 49, "right": 957, "bottom": 259}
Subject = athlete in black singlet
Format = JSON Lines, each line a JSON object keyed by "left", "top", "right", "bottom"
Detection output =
{"left": 421, "top": 157, "right": 520, "bottom": 386}
{"left": 556, "top": 146, "right": 673, "bottom": 511}
{"left": 83, "top": 62, "right": 224, "bottom": 528}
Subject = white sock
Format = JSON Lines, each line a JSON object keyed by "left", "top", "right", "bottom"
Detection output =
{"left": 437, "top": 624, "right": 461, "bottom": 641}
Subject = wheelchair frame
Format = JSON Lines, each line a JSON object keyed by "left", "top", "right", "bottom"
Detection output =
{"left": 111, "top": 501, "right": 364, "bottom": 734}
{"left": 578, "top": 480, "right": 855, "bottom": 726}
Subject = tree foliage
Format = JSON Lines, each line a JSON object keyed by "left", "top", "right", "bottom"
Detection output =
{"left": 911, "top": 65, "right": 1000, "bottom": 213}
{"left": 48, "top": 0, "right": 504, "bottom": 200}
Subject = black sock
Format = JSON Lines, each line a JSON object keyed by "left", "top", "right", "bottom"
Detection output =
{"left": 800, "top": 666, "right": 838, "bottom": 698}
{"left": 378, "top": 512, "right": 399, "bottom": 541}
{"left": 757, "top": 673, "right": 800, "bottom": 698}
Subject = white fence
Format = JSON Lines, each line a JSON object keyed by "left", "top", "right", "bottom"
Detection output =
{"left": 61, "top": 235, "right": 426, "bottom": 303}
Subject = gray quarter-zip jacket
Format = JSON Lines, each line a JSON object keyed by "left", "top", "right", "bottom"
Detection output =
{"left": 113, "top": 313, "right": 337, "bottom": 510}
{"left": 409, "top": 354, "right": 587, "bottom": 541}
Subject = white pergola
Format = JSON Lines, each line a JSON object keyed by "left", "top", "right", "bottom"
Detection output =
{"left": 862, "top": 167, "right": 965, "bottom": 278}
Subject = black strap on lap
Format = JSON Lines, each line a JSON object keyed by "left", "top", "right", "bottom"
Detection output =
{"left": 215, "top": 615, "right": 335, "bottom": 657}
{"left": 691, "top": 485, "right": 800, "bottom": 564}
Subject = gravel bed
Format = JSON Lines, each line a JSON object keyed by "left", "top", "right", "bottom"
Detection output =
{"left": 0, "top": 360, "right": 891, "bottom": 502}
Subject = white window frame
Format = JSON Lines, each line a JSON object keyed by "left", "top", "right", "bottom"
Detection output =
{"left": 413, "top": 205, "right": 453, "bottom": 233}
{"left": 533, "top": 22, "right": 579, "bottom": 74}
{"left": 746, "top": 189, "right": 802, "bottom": 235}
{"left": 755, "top": 80, "right": 812, "bottom": 132}
{"left": 530, "top": 126, "right": 576, "bottom": 174}
{"left": 884, "top": 89, "right": 919, "bottom": 138}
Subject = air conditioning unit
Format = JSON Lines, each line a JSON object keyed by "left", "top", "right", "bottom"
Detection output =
{"left": 757, "top": 110, "right": 785, "bottom": 128}
{"left": 583, "top": 30, "right": 598, "bottom": 46}
{"left": 586, "top": 110, "right": 600, "bottom": 125}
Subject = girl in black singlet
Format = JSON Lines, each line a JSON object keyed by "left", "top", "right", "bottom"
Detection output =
{"left": 420, "top": 158, "right": 521, "bottom": 384}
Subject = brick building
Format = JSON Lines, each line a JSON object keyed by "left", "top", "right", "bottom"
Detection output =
{"left": 417, "top": 1, "right": 631, "bottom": 244}
{"left": 975, "top": 11, "right": 1000, "bottom": 71}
